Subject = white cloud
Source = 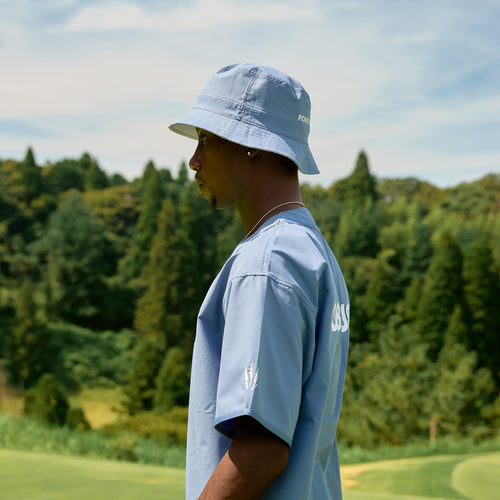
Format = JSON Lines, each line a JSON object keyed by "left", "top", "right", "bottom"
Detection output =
{"left": 1, "top": 0, "right": 498, "bottom": 189}
{"left": 390, "top": 33, "right": 436, "bottom": 45}
{"left": 62, "top": 0, "right": 318, "bottom": 33}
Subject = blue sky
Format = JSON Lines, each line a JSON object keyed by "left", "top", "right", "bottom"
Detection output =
{"left": 1, "top": 0, "right": 499, "bottom": 187}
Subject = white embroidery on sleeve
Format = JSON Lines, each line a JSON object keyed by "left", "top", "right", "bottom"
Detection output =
{"left": 244, "top": 362, "right": 259, "bottom": 391}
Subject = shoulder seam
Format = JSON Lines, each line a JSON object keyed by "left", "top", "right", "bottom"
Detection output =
{"left": 227, "top": 272, "right": 317, "bottom": 313}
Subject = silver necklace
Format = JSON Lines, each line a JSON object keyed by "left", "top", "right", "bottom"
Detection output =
{"left": 242, "top": 201, "right": 305, "bottom": 242}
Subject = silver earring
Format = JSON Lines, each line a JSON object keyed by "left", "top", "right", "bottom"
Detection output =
{"left": 247, "top": 150, "right": 252, "bottom": 157}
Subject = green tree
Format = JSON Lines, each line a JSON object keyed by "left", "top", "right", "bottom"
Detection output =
{"left": 84, "top": 162, "right": 109, "bottom": 191}
{"left": 424, "top": 337, "right": 496, "bottom": 439}
{"left": 335, "top": 198, "right": 381, "bottom": 258}
{"left": 134, "top": 197, "right": 197, "bottom": 351}
{"left": 415, "top": 233, "right": 463, "bottom": 358}
{"left": 402, "top": 206, "right": 433, "bottom": 282}
{"left": 338, "top": 256, "right": 375, "bottom": 343}
{"left": 3, "top": 282, "right": 52, "bottom": 389}
{"left": 339, "top": 317, "right": 432, "bottom": 447}
{"left": 109, "top": 173, "right": 128, "bottom": 186}
{"left": 329, "top": 150, "right": 377, "bottom": 204}
{"left": 154, "top": 347, "right": 190, "bottom": 410}
{"left": 363, "top": 257, "right": 399, "bottom": 341}
{"left": 24, "top": 373, "right": 69, "bottom": 425}
{"left": 19, "top": 147, "right": 43, "bottom": 203}
{"left": 42, "top": 192, "right": 117, "bottom": 325}
{"left": 401, "top": 276, "right": 423, "bottom": 323}
{"left": 177, "top": 160, "right": 189, "bottom": 184}
{"left": 124, "top": 337, "right": 163, "bottom": 414}
{"left": 120, "top": 165, "right": 163, "bottom": 282}
{"left": 45, "top": 159, "right": 85, "bottom": 194}
{"left": 177, "top": 183, "right": 219, "bottom": 304}
{"left": 462, "top": 232, "right": 500, "bottom": 380}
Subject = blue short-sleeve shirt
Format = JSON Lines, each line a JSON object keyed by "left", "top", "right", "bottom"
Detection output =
{"left": 186, "top": 208, "right": 349, "bottom": 499}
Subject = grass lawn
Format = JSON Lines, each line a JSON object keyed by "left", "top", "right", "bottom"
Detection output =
{"left": 342, "top": 452, "right": 500, "bottom": 500}
{"left": 2, "top": 447, "right": 499, "bottom": 499}
{"left": 0, "top": 448, "right": 185, "bottom": 500}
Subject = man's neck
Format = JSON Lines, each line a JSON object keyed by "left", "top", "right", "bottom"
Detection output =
{"left": 236, "top": 185, "right": 303, "bottom": 235}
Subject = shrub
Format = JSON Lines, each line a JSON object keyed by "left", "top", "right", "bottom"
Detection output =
{"left": 0, "top": 413, "right": 186, "bottom": 468}
{"left": 154, "top": 347, "right": 190, "bottom": 411}
{"left": 24, "top": 373, "right": 69, "bottom": 425}
{"left": 102, "top": 407, "right": 188, "bottom": 445}
{"left": 66, "top": 407, "right": 91, "bottom": 431}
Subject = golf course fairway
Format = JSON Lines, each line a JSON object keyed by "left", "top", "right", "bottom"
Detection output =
{"left": 1, "top": 448, "right": 499, "bottom": 499}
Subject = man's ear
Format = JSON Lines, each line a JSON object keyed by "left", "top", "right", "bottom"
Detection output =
{"left": 247, "top": 149, "right": 259, "bottom": 159}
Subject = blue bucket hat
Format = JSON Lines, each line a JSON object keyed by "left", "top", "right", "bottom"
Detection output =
{"left": 169, "top": 63, "right": 319, "bottom": 175}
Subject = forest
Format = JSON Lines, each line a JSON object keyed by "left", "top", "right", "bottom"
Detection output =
{"left": 0, "top": 146, "right": 499, "bottom": 451}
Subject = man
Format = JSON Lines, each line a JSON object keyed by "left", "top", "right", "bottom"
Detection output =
{"left": 169, "top": 63, "right": 350, "bottom": 499}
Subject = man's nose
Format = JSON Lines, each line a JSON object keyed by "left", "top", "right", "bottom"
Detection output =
{"left": 189, "top": 144, "right": 202, "bottom": 172}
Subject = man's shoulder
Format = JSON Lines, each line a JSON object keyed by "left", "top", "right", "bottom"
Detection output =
{"left": 230, "top": 210, "right": 335, "bottom": 286}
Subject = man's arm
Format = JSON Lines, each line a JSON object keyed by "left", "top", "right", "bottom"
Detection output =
{"left": 199, "top": 416, "right": 290, "bottom": 500}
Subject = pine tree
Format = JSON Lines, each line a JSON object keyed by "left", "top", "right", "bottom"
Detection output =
{"left": 329, "top": 150, "right": 377, "bottom": 203}
{"left": 123, "top": 337, "right": 163, "bottom": 414}
{"left": 46, "top": 159, "right": 85, "bottom": 194}
{"left": 402, "top": 277, "right": 423, "bottom": 323}
{"left": 84, "top": 162, "right": 109, "bottom": 191}
{"left": 4, "top": 282, "right": 51, "bottom": 389}
{"left": 424, "top": 336, "right": 496, "bottom": 438}
{"left": 19, "top": 147, "right": 43, "bottom": 202}
{"left": 178, "top": 183, "right": 219, "bottom": 303}
{"left": 177, "top": 160, "right": 189, "bottom": 184}
{"left": 120, "top": 166, "right": 163, "bottom": 282}
{"left": 415, "top": 233, "right": 463, "bottom": 359}
{"left": 462, "top": 232, "right": 500, "bottom": 380}
{"left": 134, "top": 197, "right": 197, "bottom": 351}
{"left": 339, "top": 317, "right": 432, "bottom": 447}
{"left": 335, "top": 198, "right": 381, "bottom": 258}
{"left": 402, "top": 203, "right": 433, "bottom": 282}
{"left": 43, "top": 192, "right": 117, "bottom": 324}
{"left": 154, "top": 347, "right": 190, "bottom": 411}
{"left": 363, "top": 257, "right": 399, "bottom": 341}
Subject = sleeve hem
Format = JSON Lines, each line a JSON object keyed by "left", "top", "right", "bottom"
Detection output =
{"left": 214, "top": 409, "right": 293, "bottom": 447}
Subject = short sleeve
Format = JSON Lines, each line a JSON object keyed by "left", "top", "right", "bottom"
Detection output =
{"left": 214, "top": 274, "right": 309, "bottom": 446}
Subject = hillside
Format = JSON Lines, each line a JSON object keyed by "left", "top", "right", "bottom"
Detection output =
{"left": 1, "top": 147, "right": 499, "bottom": 450}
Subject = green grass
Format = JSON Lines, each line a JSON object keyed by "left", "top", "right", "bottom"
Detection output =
{"left": 2, "top": 448, "right": 499, "bottom": 499}
{"left": 0, "top": 448, "right": 185, "bottom": 500}
{"left": 452, "top": 454, "right": 500, "bottom": 500}
{"left": 338, "top": 435, "right": 500, "bottom": 464}
{"left": 0, "top": 413, "right": 186, "bottom": 468}
{"left": 342, "top": 452, "right": 500, "bottom": 500}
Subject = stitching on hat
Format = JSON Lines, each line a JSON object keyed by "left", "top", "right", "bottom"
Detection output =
{"left": 192, "top": 104, "right": 309, "bottom": 146}
{"left": 237, "top": 70, "right": 257, "bottom": 118}
{"left": 199, "top": 92, "right": 310, "bottom": 131}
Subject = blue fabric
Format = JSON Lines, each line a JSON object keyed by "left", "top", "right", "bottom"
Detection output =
{"left": 169, "top": 62, "right": 320, "bottom": 175}
{"left": 186, "top": 208, "right": 349, "bottom": 499}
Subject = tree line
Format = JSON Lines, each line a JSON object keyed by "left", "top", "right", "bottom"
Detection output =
{"left": 0, "top": 147, "right": 498, "bottom": 447}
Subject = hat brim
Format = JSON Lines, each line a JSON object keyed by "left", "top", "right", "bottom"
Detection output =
{"left": 169, "top": 107, "right": 320, "bottom": 175}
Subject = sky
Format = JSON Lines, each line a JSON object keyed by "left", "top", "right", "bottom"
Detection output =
{"left": 1, "top": 0, "right": 499, "bottom": 188}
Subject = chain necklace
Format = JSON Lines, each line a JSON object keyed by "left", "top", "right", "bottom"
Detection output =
{"left": 242, "top": 201, "right": 305, "bottom": 242}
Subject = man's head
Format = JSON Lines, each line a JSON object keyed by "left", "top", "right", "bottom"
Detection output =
{"left": 188, "top": 128, "right": 300, "bottom": 210}
{"left": 169, "top": 63, "right": 319, "bottom": 176}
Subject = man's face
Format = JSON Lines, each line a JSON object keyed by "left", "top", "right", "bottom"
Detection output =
{"left": 189, "top": 129, "right": 247, "bottom": 209}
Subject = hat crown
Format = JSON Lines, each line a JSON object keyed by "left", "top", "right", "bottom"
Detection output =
{"left": 169, "top": 62, "right": 319, "bottom": 175}
{"left": 197, "top": 63, "right": 311, "bottom": 144}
